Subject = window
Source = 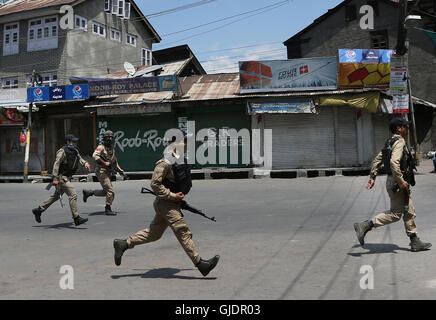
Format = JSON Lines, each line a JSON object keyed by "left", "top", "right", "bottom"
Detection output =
{"left": 2, "top": 77, "right": 18, "bottom": 89}
{"left": 28, "top": 16, "right": 58, "bottom": 52}
{"left": 75, "top": 15, "right": 87, "bottom": 30}
{"left": 104, "top": 0, "right": 111, "bottom": 12}
{"left": 110, "top": 28, "right": 121, "bottom": 42}
{"left": 26, "top": 72, "right": 57, "bottom": 88}
{"left": 345, "top": 5, "right": 357, "bottom": 22}
{"left": 117, "top": 0, "right": 124, "bottom": 17}
{"left": 370, "top": 30, "right": 389, "bottom": 49}
{"left": 3, "top": 22, "right": 19, "bottom": 56}
{"left": 124, "top": 2, "right": 131, "bottom": 19}
{"left": 92, "top": 21, "right": 106, "bottom": 37}
{"left": 111, "top": 0, "right": 118, "bottom": 15}
{"left": 141, "top": 48, "right": 152, "bottom": 66}
{"left": 126, "top": 33, "right": 136, "bottom": 46}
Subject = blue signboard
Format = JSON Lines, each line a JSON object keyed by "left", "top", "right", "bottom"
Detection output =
{"left": 27, "top": 84, "right": 89, "bottom": 102}
{"left": 66, "top": 84, "right": 89, "bottom": 100}
{"left": 339, "top": 49, "right": 395, "bottom": 63}
{"left": 88, "top": 75, "right": 178, "bottom": 96}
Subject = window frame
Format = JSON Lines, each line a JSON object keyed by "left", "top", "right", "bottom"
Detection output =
{"left": 3, "top": 22, "right": 19, "bottom": 56}
{"left": 370, "top": 29, "right": 389, "bottom": 49}
{"left": 110, "top": 27, "right": 121, "bottom": 42}
{"left": 26, "top": 72, "right": 57, "bottom": 88}
{"left": 92, "top": 21, "right": 106, "bottom": 38}
{"left": 141, "top": 48, "right": 152, "bottom": 66}
{"left": 126, "top": 33, "right": 137, "bottom": 47}
{"left": 1, "top": 77, "right": 19, "bottom": 89}
{"left": 27, "top": 15, "right": 58, "bottom": 52}
{"left": 75, "top": 15, "right": 88, "bottom": 31}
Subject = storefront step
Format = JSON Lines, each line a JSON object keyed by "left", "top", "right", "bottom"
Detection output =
{"left": 0, "top": 167, "right": 371, "bottom": 183}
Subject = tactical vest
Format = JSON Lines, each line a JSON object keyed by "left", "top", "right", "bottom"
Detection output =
{"left": 59, "top": 145, "right": 79, "bottom": 177}
{"left": 163, "top": 158, "right": 192, "bottom": 195}
{"left": 381, "top": 136, "right": 409, "bottom": 176}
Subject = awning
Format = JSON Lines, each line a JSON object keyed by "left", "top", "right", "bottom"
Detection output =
{"left": 314, "top": 91, "right": 380, "bottom": 113}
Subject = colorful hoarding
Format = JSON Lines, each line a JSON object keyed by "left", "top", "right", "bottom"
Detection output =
{"left": 239, "top": 57, "right": 337, "bottom": 93}
{"left": 338, "top": 49, "right": 395, "bottom": 89}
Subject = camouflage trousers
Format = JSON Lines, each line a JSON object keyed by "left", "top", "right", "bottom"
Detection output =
{"left": 127, "top": 198, "right": 201, "bottom": 265}
{"left": 39, "top": 176, "right": 79, "bottom": 219}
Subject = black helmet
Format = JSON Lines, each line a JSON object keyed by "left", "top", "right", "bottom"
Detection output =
{"left": 103, "top": 130, "right": 114, "bottom": 147}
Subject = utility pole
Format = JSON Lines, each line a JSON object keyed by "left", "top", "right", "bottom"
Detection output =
{"left": 395, "top": 0, "right": 419, "bottom": 164}
{"left": 23, "top": 70, "right": 37, "bottom": 182}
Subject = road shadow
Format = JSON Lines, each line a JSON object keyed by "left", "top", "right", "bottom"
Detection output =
{"left": 87, "top": 211, "right": 123, "bottom": 216}
{"left": 348, "top": 243, "right": 410, "bottom": 256}
{"left": 111, "top": 267, "right": 216, "bottom": 280}
{"left": 87, "top": 211, "right": 105, "bottom": 216}
{"left": 32, "top": 222, "right": 87, "bottom": 230}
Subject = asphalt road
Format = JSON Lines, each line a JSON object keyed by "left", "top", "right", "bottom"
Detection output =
{"left": 1, "top": 160, "right": 436, "bottom": 300}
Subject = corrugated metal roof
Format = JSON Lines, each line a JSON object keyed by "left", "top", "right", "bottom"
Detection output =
{"left": 0, "top": 0, "right": 75, "bottom": 16}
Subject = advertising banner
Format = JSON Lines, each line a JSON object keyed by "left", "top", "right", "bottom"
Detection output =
{"left": 0, "top": 108, "right": 24, "bottom": 126}
{"left": 88, "top": 75, "right": 178, "bottom": 96}
{"left": 390, "top": 67, "right": 408, "bottom": 95}
{"left": 247, "top": 99, "right": 316, "bottom": 114}
{"left": 393, "top": 94, "right": 409, "bottom": 114}
{"left": 27, "top": 84, "right": 89, "bottom": 103}
{"left": 338, "top": 49, "right": 395, "bottom": 89}
{"left": 239, "top": 57, "right": 337, "bottom": 93}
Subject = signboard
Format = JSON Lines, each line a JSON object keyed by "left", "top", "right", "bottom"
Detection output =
{"left": 239, "top": 58, "right": 337, "bottom": 93}
{"left": 88, "top": 75, "right": 178, "bottom": 96}
{"left": 0, "top": 88, "right": 28, "bottom": 107}
{"left": 27, "top": 84, "right": 89, "bottom": 102}
{"left": 390, "top": 67, "right": 408, "bottom": 95}
{"left": 97, "top": 103, "right": 171, "bottom": 116}
{"left": 393, "top": 94, "right": 409, "bottom": 114}
{"left": 0, "top": 107, "right": 24, "bottom": 126}
{"left": 338, "top": 49, "right": 395, "bottom": 89}
{"left": 247, "top": 99, "right": 316, "bottom": 114}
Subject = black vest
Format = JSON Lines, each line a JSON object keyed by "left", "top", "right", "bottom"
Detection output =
{"left": 381, "top": 136, "right": 410, "bottom": 176}
{"left": 59, "top": 145, "right": 79, "bottom": 177}
{"left": 163, "top": 158, "right": 192, "bottom": 195}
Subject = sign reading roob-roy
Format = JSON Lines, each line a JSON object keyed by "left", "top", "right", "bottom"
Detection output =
{"left": 88, "top": 75, "right": 178, "bottom": 96}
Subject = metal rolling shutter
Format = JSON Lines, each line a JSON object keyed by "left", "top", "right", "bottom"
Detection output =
{"left": 265, "top": 107, "right": 335, "bottom": 169}
{"left": 374, "top": 114, "right": 391, "bottom": 154}
{"left": 336, "top": 106, "right": 358, "bottom": 166}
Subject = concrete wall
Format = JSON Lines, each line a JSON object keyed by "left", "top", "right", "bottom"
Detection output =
{"left": 0, "top": 0, "right": 156, "bottom": 86}
{"left": 286, "top": 0, "right": 436, "bottom": 104}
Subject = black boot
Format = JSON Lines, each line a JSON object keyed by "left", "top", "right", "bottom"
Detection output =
{"left": 196, "top": 255, "right": 220, "bottom": 277}
{"left": 82, "top": 190, "right": 93, "bottom": 203}
{"left": 409, "top": 234, "right": 432, "bottom": 252}
{"left": 113, "top": 239, "right": 128, "bottom": 266}
{"left": 354, "top": 220, "right": 373, "bottom": 246}
{"left": 32, "top": 207, "right": 42, "bottom": 223}
{"left": 105, "top": 205, "right": 117, "bottom": 216}
{"left": 74, "top": 215, "right": 88, "bottom": 226}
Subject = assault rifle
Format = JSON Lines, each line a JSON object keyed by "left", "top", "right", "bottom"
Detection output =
{"left": 45, "top": 176, "right": 64, "bottom": 208}
{"left": 99, "top": 154, "right": 129, "bottom": 180}
{"left": 140, "top": 187, "right": 216, "bottom": 222}
{"left": 391, "top": 155, "right": 416, "bottom": 213}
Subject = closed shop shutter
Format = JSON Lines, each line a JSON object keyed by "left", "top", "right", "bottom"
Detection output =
{"left": 185, "top": 104, "right": 251, "bottom": 168}
{"left": 264, "top": 107, "right": 335, "bottom": 169}
{"left": 374, "top": 114, "right": 391, "bottom": 153}
{"left": 96, "top": 114, "right": 177, "bottom": 171}
{"left": 336, "top": 106, "right": 358, "bottom": 166}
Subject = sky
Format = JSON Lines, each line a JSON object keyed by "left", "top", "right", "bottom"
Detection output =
{"left": 137, "top": 0, "right": 345, "bottom": 74}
